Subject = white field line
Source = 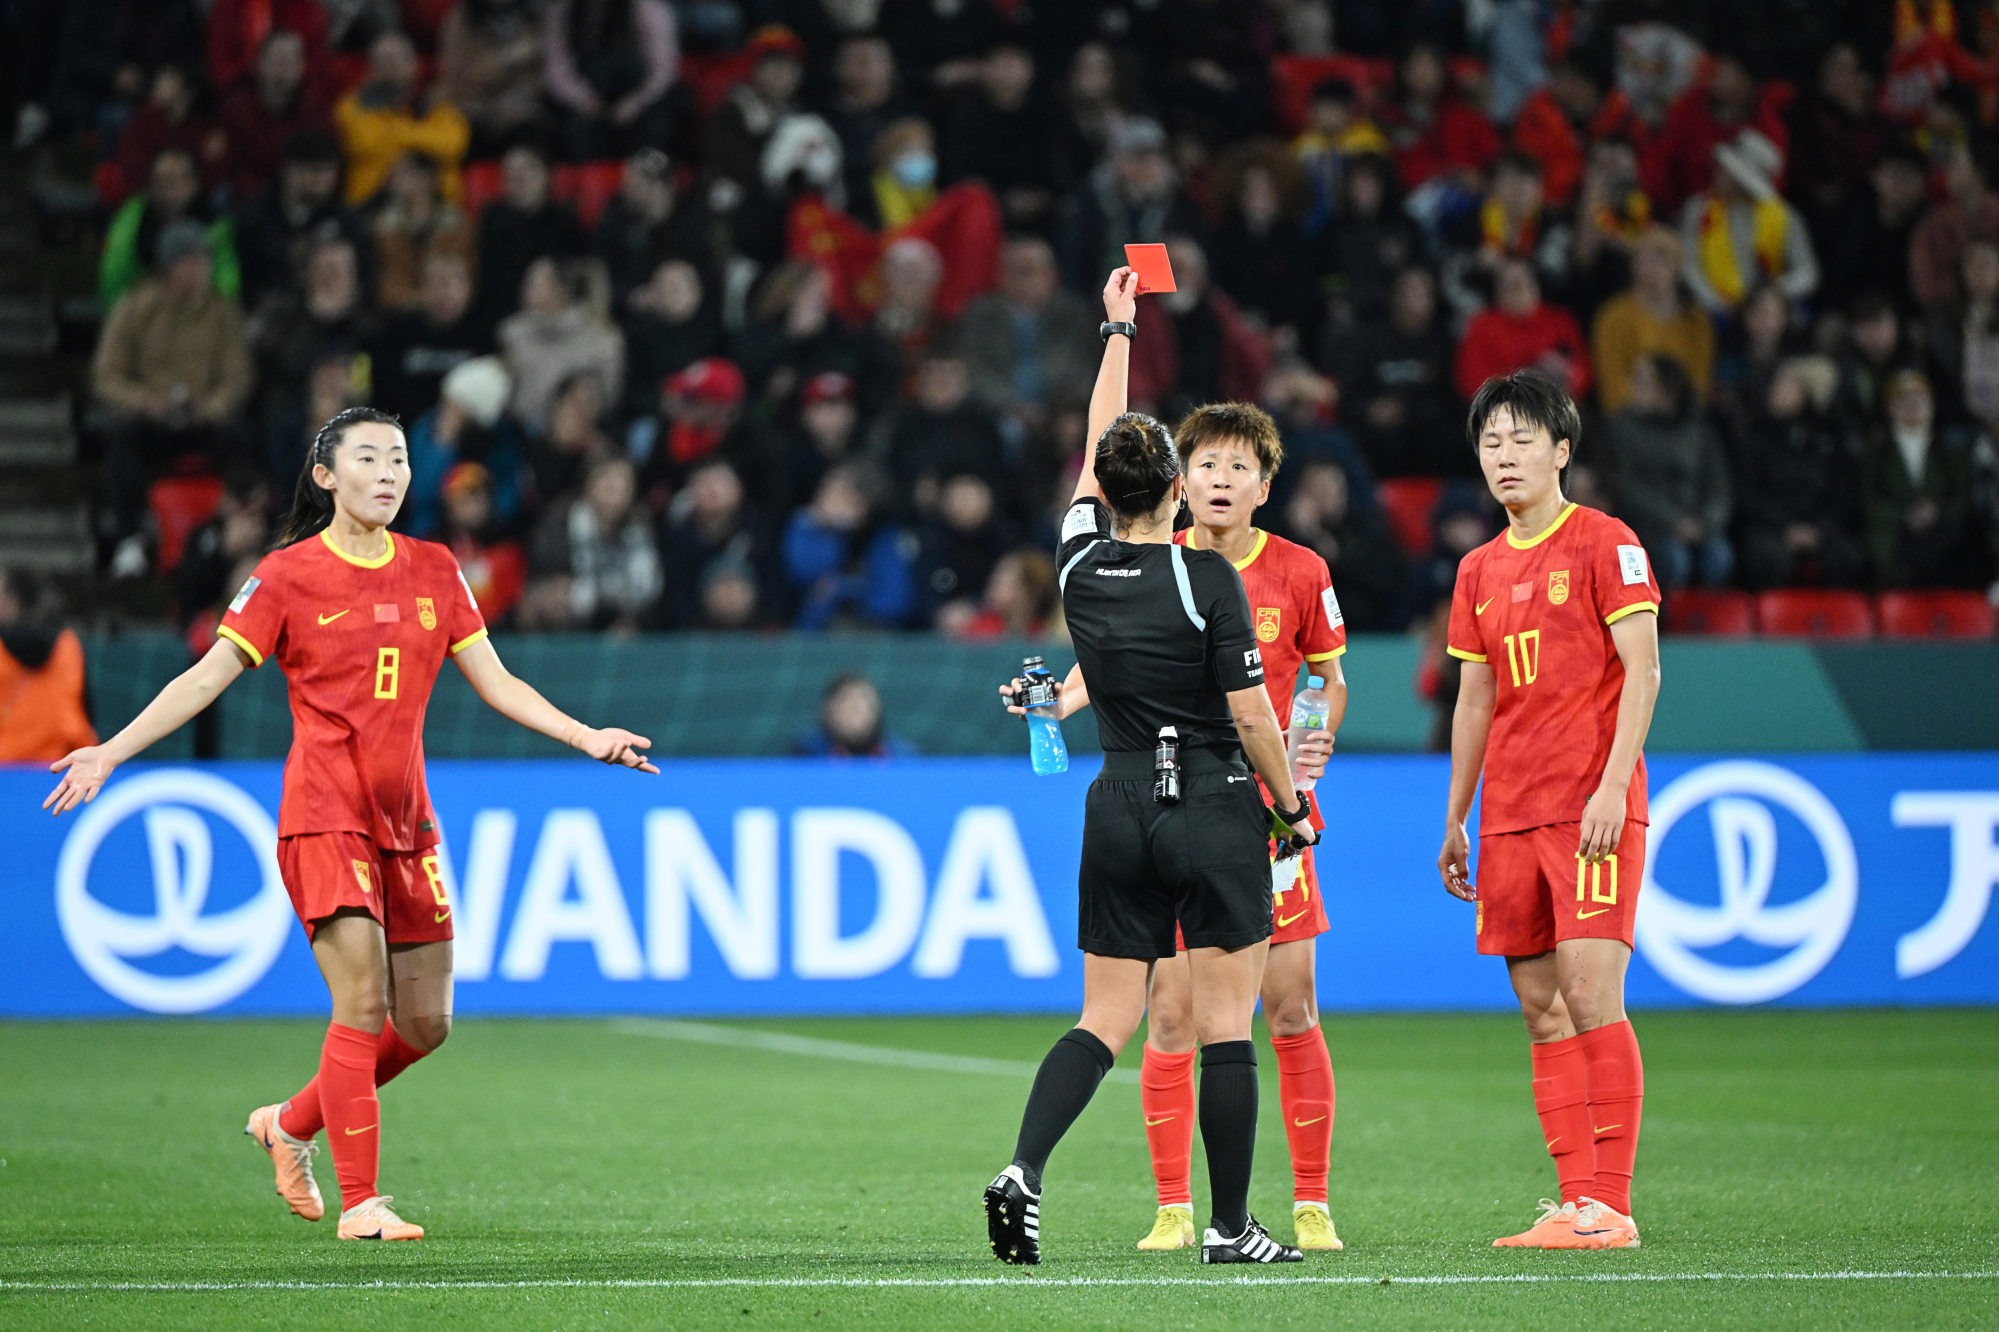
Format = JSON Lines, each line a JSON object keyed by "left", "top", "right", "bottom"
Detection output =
{"left": 610, "top": 1018, "right": 1142, "bottom": 1085}
{"left": 3, "top": 1272, "right": 1997, "bottom": 1294}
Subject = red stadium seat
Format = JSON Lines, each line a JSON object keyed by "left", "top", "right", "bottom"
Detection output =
{"left": 1664, "top": 589, "right": 1756, "bottom": 635}
{"left": 1375, "top": 477, "right": 1442, "bottom": 557}
{"left": 1755, "top": 589, "right": 1875, "bottom": 639}
{"left": 1876, "top": 590, "right": 1997, "bottom": 639}
{"left": 1269, "top": 54, "right": 1394, "bottom": 134}
{"left": 555, "top": 161, "right": 625, "bottom": 231}
{"left": 459, "top": 159, "right": 506, "bottom": 217}
{"left": 148, "top": 475, "right": 224, "bottom": 575}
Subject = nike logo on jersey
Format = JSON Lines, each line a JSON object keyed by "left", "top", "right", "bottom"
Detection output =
{"left": 344, "top": 1123, "right": 378, "bottom": 1136}
{"left": 1593, "top": 1124, "right": 1622, "bottom": 1135}
{"left": 434, "top": 910, "right": 451, "bottom": 923}
{"left": 317, "top": 610, "right": 350, "bottom": 625}
{"left": 1577, "top": 907, "right": 1614, "bottom": 920}
{"left": 1145, "top": 1116, "right": 1175, "bottom": 1127}
{"left": 1475, "top": 596, "right": 1495, "bottom": 615}
{"left": 1292, "top": 1115, "right": 1327, "bottom": 1128}
{"left": 1277, "top": 909, "right": 1308, "bottom": 928}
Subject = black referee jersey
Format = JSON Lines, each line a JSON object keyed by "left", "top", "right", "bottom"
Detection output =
{"left": 1056, "top": 495, "right": 1266, "bottom": 751}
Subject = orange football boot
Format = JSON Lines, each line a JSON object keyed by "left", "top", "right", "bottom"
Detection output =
{"left": 337, "top": 1195, "right": 425, "bottom": 1241}
{"left": 1572, "top": 1197, "right": 1641, "bottom": 1248}
{"left": 244, "top": 1104, "right": 324, "bottom": 1221}
{"left": 1491, "top": 1199, "right": 1592, "bottom": 1248}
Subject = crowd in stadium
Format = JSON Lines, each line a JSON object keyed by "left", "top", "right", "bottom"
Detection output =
{"left": 24, "top": 0, "right": 1999, "bottom": 643}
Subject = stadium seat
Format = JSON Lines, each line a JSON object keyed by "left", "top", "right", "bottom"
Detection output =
{"left": 1375, "top": 477, "right": 1442, "bottom": 557}
{"left": 148, "top": 475, "right": 224, "bottom": 575}
{"left": 1876, "top": 590, "right": 1997, "bottom": 639}
{"left": 460, "top": 159, "right": 506, "bottom": 217}
{"left": 1269, "top": 54, "right": 1394, "bottom": 133}
{"left": 555, "top": 162, "right": 625, "bottom": 231}
{"left": 1755, "top": 589, "right": 1875, "bottom": 639}
{"left": 1664, "top": 589, "right": 1756, "bottom": 635}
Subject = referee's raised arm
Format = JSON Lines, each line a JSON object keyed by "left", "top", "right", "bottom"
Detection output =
{"left": 1074, "top": 266, "right": 1140, "bottom": 505}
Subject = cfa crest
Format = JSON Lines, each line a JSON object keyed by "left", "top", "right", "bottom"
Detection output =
{"left": 1255, "top": 606, "right": 1281, "bottom": 642}
{"left": 1547, "top": 570, "right": 1570, "bottom": 606}
{"left": 417, "top": 597, "right": 437, "bottom": 631}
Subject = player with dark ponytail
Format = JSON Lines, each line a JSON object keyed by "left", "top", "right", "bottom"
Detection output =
{"left": 983, "top": 269, "right": 1319, "bottom": 1267}
{"left": 45, "top": 406, "right": 659, "bottom": 1242}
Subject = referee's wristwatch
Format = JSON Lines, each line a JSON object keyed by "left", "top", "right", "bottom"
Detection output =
{"left": 1100, "top": 320, "right": 1137, "bottom": 343}
{"left": 1271, "top": 791, "right": 1317, "bottom": 838}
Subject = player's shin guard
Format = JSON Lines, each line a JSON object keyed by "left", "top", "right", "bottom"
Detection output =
{"left": 317, "top": 1022, "right": 383, "bottom": 1210}
{"left": 1011, "top": 1028, "right": 1116, "bottom": 1191}
{"left": 1577, "top": 1020, "right": 1644, "bottom": 1215}
{"left": 279, "top": 1020, "right": 429, "bottom": 1141}
{"left": 1139, "top": 1044, "right": 1197, "bottom": 1207}
{"left": 1270, "top": 1027, "right": 1334, "bottom": 1205}
{"left": 1530, "top": 1033, "right": 1597, "bottom": 1205}
{"left": 1197, "top": 1040, "right": 1259, "bottom": 1239}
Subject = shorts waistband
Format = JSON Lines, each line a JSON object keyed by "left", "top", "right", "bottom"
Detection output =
{"left": 1098, "top": 746, "right": 1247, "bottom": 781}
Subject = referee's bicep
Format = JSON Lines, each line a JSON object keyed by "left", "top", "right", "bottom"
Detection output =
{"left": 1194, "top": 555, "right": 1263, "bottom": 691}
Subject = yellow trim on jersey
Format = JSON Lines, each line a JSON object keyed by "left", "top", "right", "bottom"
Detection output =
{"left": 1303, "top": 647, "right": 1346, "bottom": 661}
{"left": 1603, "top": 600, "right": 1659, "bottom": 626}
{"left": 319, "top": 527, "right": 397, "bottom": 569}
{"left": 1186, "top": 525, "right": 1269, "bottom": 572}
{"left": 217, "top": 625, "right": 265, "bottom": 667}
{"left": 448, "top": 626, "right": 490, "bottom": 656}
{"left": 1505, "top": 501, "right": 1580, "bottom": 550}
{"left": 1446, "top": 646, "right": 1488, "bottom": 663}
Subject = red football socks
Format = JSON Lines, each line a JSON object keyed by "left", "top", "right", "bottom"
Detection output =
{"left": 1529, "top": 1033, "right": 1597, "bottom": 1205}
{"left": 315, "top": 1021, "right": 384, "bottom": 1210}
{"left": 1576, "top": 1019, "right": 1644, "bottom": 1215}
{"left": 279, "top": 1019, "right": 429, "bottom": 1141}
{"left": 1270, "top": 1027, "right": 1335, "bottom": 1204}
{"left": 1139, "top": 1044, "right": 1197, "bottom": 1207}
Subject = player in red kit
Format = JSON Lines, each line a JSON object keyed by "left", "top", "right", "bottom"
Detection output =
{"left": 1007, "top": 402, "right": 1349, "bottom": 1251}
{"left": 1438, "top": 371, "right": 1661, "bottom": 1250}
{"left": 44, "top": 408, "right": 657, "bottom": 1242}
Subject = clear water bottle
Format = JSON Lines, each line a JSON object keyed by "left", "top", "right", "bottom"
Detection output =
{"left": 1287, "top": 675, "right": 1329, "bottom": 793}
{"left": 1020, "top": 655, "right": 1069, "bottom": 775}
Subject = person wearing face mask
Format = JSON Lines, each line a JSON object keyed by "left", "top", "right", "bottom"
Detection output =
{"left": 867, "top": 116, "right": 940, "bottom": 230}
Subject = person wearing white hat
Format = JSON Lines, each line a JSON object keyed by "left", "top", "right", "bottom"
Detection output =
{"left": 403, "top": 356, "right": 525, "bottom": 537}
{"left": 1677, "top": 128, "right": 1819, "bottom": 315}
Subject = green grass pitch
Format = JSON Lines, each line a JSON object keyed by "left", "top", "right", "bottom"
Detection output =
{"left": 3, "top": 1010, "right": 1996, "bottom": 1329}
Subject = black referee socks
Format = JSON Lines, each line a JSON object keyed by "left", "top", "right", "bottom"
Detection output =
{"left": 1199, "top": 1040, "right": 1259, "bottom": 1238}
{"left": 1011, "top": 1027, "right": 1117, "bottom": 1193}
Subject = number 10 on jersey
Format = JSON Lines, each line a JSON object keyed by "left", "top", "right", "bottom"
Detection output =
{"left": 1502, "top": 630, "right": 1540, "bottom": 687}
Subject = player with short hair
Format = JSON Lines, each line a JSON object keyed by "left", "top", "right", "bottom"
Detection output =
{"left": 1438, "top": 370, "right": 1661, "bottom": 1250}
{"left": 44, "top": 407, "right": 657, "bottom": 1241}
{"left": 1007, "top": 401, "right": 1349, "bottom": 1251}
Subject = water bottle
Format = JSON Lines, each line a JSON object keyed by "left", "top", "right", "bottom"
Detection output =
{"left": 1287, "top": 675, "right": 1329, "bottom": 793}
{"left": 1020, "top": 655, "right": 1069, "bottom": 775}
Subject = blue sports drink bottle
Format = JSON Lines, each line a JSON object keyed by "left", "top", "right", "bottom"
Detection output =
{"left": 1019, "top": 656, "right": 1069, "bottom": 775}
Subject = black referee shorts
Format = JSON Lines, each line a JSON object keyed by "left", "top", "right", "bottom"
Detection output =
{"left": 1077, "top": 747, "right": 1274, "bottom": 959}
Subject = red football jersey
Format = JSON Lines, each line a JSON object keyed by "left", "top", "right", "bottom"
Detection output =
{"left": 1446, "top": 503, "right": 1660, "bottom": 835}
{"left": 219, "top": 529, "right": 488, "bottom": 850}
{"left": 1177, "top": 527, "right": 1347, "bottom": 720}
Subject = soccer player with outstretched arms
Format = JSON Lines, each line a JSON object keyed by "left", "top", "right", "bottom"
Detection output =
{"left": 1438, "top": 371, "right": 1661, "bottom": 1249}
{"left": 1006, "top": 403, "right": 1349, "bottom": 1252}
{"left": 44, "top": 408, "right": 657, "bottom": 1241}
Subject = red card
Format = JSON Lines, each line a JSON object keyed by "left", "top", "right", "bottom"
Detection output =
{"left": 1124, "top": 243, "right": 1176, "bottom": 294}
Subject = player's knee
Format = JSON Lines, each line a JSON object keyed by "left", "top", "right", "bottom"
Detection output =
{"left": 338, "top": 991, "right": 390, "bottom": 1034}
{"left": 399, "top": 1012, "right": 451, "bottom": 1051}
{"left": 1147, "top": 1000, "right": 1197, "bottom": 1052}
{"left": 1264, "top": 993, "right": 1319, "bottom": 1039}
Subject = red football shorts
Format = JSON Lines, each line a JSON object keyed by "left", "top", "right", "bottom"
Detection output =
{"left": 1474, "top": 820, "right": 1646, "bottom": 957}
{"left": 277, "top": 832, "right": 455, "bottom": 944}
{"left": 1174, "top": 843, "right": 1328, "bottom": 951}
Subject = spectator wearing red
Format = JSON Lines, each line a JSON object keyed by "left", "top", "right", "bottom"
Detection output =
{"left": 1381, "top": 44, "right": 1501, "bottom": 194}
{"left": 955, "top": 548, "right": 1058, "bottom": 640}
{"left": 1912, "top": 145, "right": 1999, "bottom": 312}
{"left": 1454, "top": 256, "right": 1590, "bottom": 403}
{"left": 205, "top": 0, "right": 328, "bottom": 94}
{"left": 0, "top": 570, "right": 97, "bottom": 764}
{"left": 111, "top": 66, "right": 226, "bottom": 202}
{"left": 217, "top": 29, "right": 332, "bottom": 201}
{"left": 1126, "top": 235, "right": 1272, "bottom": 423}
{"left": 1511, "top": 58, "right": 1651, "bottom": 209}
{"left": 439, "top": 462, "right": 528, "bottom": 626}
{"left": 1646, "top": 53, "right": 1791, "bottom": 216}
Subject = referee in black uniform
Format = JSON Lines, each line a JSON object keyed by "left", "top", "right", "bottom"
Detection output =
{"left": 984, "top": 268, "right": 1319, "bottom": 1267}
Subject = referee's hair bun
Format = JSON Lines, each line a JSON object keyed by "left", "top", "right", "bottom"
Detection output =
{"left": 1097, "top": 412, "right": 1179, "bottom": 520}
